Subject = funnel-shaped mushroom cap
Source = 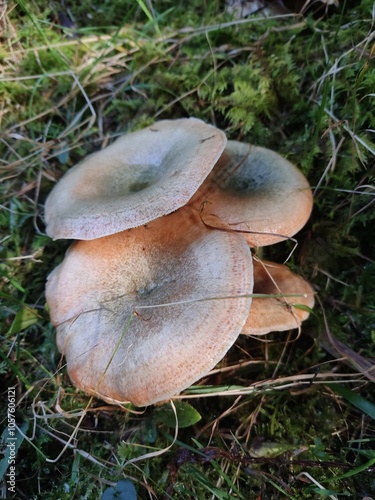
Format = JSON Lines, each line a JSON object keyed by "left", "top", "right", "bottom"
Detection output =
{"left": 45, "top": 118, "right": 226, "bottom": 240}
{"left": 46, "top": 208, "right": 253, "bottom": 406}
{"left": 189, "top": 141, "right": 313, "bottom": 247}
{"left": 242, "top": 259, "right": 315, "bottom": 336}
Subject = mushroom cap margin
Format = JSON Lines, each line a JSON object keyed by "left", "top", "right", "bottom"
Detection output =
{"left": 190, "top": 141, "right": 313, "bottom": 247}
{"left": 46, "top": 208, "right": 253, "bottom": 406}
{"left": 45, "top": 118, "right": 227, "bottom": 240}
{"left": 242, "top": 258, "right": 315, "bottom": 336}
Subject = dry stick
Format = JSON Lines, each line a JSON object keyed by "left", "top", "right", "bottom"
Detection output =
{"left": 173, "top": 374, "right": 364, "bottom": 400}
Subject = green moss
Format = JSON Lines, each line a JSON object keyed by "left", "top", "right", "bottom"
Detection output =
{"left": 1, "top": 0, "right": 374, "bottom": 497}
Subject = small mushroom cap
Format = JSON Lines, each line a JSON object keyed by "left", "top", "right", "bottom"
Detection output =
{"left": 45, "top": 118, "right": 226, "bottom": 240}
{"left": 189, "top": 141, "right": 313, "bottom": 247}
{"left": 46, "top": 208, "right": 253, "bottom": 407}
{"left": 242, "top": 259, "right": 315, "bottom": 336}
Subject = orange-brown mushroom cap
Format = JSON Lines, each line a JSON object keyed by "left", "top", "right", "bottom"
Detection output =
{"left": 242, "top": 259, "right": 315, "bottom": 336}
{"left": 46, "top": 208, "right": 253, "bottom": 407}
{"left": 45, "top": 118, "right": 226, "bottom": 240}
{"left": 189, "top": 141, "right": 313, "bottom": 247}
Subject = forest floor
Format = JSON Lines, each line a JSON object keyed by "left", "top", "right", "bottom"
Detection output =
{"left": 1, "top": 0, "right": 374, "bottom": 498}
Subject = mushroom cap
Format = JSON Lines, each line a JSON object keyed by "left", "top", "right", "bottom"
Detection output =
{"left": 46, "top": 208, "right": 253, "bottom": 406}
{"left": 242, "top": 259, "right": 315, "bottom": 336}
{"left": 45, "top": 118, "right": 226, "bottom": 240}
{"left": 189, "top": 141, "right": 313, "bottom": 247}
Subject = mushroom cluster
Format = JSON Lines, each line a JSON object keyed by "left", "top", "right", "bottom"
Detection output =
{"left": 45, "top": 118, "right": 315, "bottom": 407}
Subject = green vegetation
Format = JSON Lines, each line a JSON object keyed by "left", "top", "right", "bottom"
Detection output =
{"left": 1, "top": 0, "right": 374, "bottom": 498}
